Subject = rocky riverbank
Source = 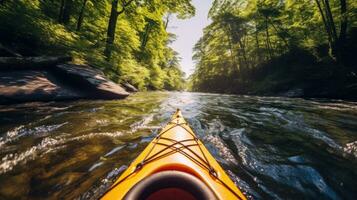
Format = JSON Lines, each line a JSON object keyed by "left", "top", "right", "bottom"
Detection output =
{"left": 0, "top": 56, "right": 137, "bottom": 104}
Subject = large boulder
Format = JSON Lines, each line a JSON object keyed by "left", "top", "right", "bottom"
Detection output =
{"left": 0, "top": 70, "right": 81, "bottom": 104}
{"left": 54, "top": 64, "right": 130, "bottom": 99}
{"left": 121, "top": 82, "right": 138, "bottom": 93}
{"left": 0, "top": 57, "right": 130, "bottom": 104}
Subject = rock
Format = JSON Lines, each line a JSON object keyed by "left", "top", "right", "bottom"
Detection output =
{"left": 0, "top": 61, "right": 130, "bottom": 104}
{"left": 0, "top": 56, "right": 72, "bottom": 70}
{"left": 0, "top": 70, "right": 82, "bottom": 104}
{"left": 121, "top": 82, "right": 138, "bottom": 92}
{"left": 54, "top": 64, "right": 130, "bottom": 99}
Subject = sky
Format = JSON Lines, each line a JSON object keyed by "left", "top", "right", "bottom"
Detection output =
{"left": 168, "top": 0, "right": 213, "bottom": 77}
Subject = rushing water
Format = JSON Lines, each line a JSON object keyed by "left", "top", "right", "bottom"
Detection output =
{"left": 0, "top": 92, "right": 356, "bottom": 200}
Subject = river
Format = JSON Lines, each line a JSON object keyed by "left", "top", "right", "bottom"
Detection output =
{"left": 0, "top": 92, "right": 356, "bottom": 199}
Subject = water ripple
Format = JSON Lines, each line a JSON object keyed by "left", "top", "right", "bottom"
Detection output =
{"left": 0, "top": 92, "right": 356, "bottom": 199}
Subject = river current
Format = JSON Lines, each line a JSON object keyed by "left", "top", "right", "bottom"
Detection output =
{"left": 0, "top": 92, "right": 356, "bottom": 199}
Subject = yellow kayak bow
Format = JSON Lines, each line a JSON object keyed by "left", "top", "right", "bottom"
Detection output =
{"left": 101, "top": 109, "right": 247, "bottom": 200}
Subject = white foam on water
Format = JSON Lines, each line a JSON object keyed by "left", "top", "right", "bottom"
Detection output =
{"left": 0, "top": 137, "right": 62, "bottom": 174}
{"left": 128, "top": 114, "right": 160, "bottom": 134}
{"left": 104, "top": 145, "right": 125, "bottom": 157}
{"left": 317, "top": 103, "right": 357, "bottom": 111}
{"left": 0, "top": 125, "right": 25, "bottom": 148}
{"left": 88, "top": 162, "right": 104, "bottom": 172}
{"left": 0, "top": 131, "right": 124, "bottom": 174}
{"left": 205, "top": 135, "right": 238, "bottom": 165}
{"left": 0, "top": 122, "right": 68, "bottom": 148}
{"left": 226, "top": 169, "right": 255, "bottom": 200}
{"left": 95, "top": 119, "right": 109, "bottom": 125}
{"left": 343, "top": 141, "right": 357, "bottom": 158}
{"left": 68, "top": 131, "right": 124, "bottom": 142}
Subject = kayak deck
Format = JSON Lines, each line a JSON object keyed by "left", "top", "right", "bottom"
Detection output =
{"left": 101, "top": 109, "right": 247, "bottom": 200}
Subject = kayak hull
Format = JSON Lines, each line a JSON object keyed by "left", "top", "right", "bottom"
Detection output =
{"left": 101, "top": 110, "right": 246, "bottom": 200}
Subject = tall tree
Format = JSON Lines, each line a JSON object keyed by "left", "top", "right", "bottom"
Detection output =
{"left": 76, "top": 0, "right": 88, "bottom": 31}
{"left": 0, "top": 0, "right": 195, "bottom": 91}
{"left": 104, "top": 0, "right": 134, "bottom": 59}
{"left": 58, "top": 0, "right": 73, "bottom": 24}
{"left": 190, "top": 0, "right": 356, "bottom": 92}
{"left": 314, "top": 0, "right": 349, "bottom": 60}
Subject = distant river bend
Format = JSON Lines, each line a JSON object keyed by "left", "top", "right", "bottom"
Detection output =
{"left": 0, "top": 92, "right": 356, "bottom": 199}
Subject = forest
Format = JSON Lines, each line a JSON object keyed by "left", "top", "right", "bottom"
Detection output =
{"left": 0, "top": 2, "right": 357, "bottom": 199}
{"left": 0, "top": 0, "right": 195, "bottom": 91}
{"left": 1, "top": 0, "right": 356, "bottom": 99}
{"left": 189, "top": 0, "right": 357, "bottom": 99}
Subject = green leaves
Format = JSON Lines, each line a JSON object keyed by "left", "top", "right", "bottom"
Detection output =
{"left": 0, "top": 0, "right": 195, "bottom": 91}
{"left": 190, "top": 0, "right": 357, "bottom": 92}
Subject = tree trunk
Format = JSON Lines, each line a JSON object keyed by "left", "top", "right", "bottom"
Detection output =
{"left": 104, "top": 0, "right": 134, "bottom": 59}
{"left": 339, "top": 0, "right": 347, "bottom": 42}
{"left": 164, "top": 14, "right": 170, "bottom": 30}
{"left": 315, "top": 0, "right": 344, "bottom": 60}
{"left": 322, "top": 0, "right": 339, "bottom": 59}
{"left": 338, "top": 0, "right": 347, "bottom": 60}
{"left": 58, "top": 0, "right": 65, "bottom": 23}
{"left": 228, "top": 36, "right": 237, "bottom": 71}
{"left": 254, "top": 23, "right": 262, "bottom": 64}
{"left": 226, "top": 24, "right": 239, "bottom": 73}
{"left": 265, "top": 17, "right": 273, "bottom": 59}
{"left": 141, "top": 22, "right": 152, "bottom": 50}
{"left": 58, "top": 0, "right": 73, "bottom": 25}
{"left": 323, "top": 0, "right": 338, "bottom": 42}
{"left": 269, "top": 18, "right": 289, "bottom": 49}
{"left": 62, "top": 0, "right": 73, "bottom": 25}
{"left": 238, "top": 39, "right": 248, "bottom": 69}
{"left": 315, "top": 0, "right": 334, "bottom": 50}
{"left": 254, "top": 31, "right": 261, "bottom": 64}
{"left": 104, "top": 0, "right": 120, "bottom": 59}
{"left": 76, "top": 0, "right": 88, "bottom": 31}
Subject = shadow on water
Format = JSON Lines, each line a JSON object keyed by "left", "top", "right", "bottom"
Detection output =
{"left": 0, "top": 92, "right": 356, "bottom": 199}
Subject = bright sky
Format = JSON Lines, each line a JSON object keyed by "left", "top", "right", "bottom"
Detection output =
{"left": 168, "top": 0, "right": 213, "bottom": 77}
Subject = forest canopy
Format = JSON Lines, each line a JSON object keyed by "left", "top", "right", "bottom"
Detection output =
{"left": 189, "top": 0, "right": 357, "bottom": 98}
{"left": 0, "top": 0, "right": 195, "bottom": 90}
{"left": 1, "top": 0, "right": 356, "bottom": 98}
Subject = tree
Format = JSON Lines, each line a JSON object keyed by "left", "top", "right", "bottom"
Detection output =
{"left": 76, "top": 0, "right": 88, "bottom": 31}
{"left": 0, "top": 0, "right": 195, "bottom": 91}
{"left": 314, "top": 0, "right": 349, "bottom": 60}
{"left": 104, "top": 0, "right": 135, "bottom": 59}
{"left": 58, "top": 0, "right": 73, "bottom": 25}
{"left": 190, "top": 0, "right": 357, "bottom": 93}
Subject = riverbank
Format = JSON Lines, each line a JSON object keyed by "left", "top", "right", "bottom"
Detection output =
{"left": 0, "top": 56, "right": 135, "bottom": 104}
{"left": 0, "top": 1, "right": 186, "bottom": 94}
{"left": 190, "top": 49, "right": 357, "bottom": 101}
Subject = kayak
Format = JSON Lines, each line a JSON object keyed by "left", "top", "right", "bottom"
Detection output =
{"left": 101, "top": 109, "right": 247, "bottom": 200}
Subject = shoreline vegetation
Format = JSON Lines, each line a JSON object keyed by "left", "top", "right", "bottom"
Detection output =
{"left": 0, "top": 0, "right": 356, "bottom": 104}
{"left": 189, "top": 0, "right": 357, "bottom": 100}
{"left": 0, "top": 56, "right": 132, "bottom": 104}
{"left": 0, "top": 0, "right": 195, "bottom": 100}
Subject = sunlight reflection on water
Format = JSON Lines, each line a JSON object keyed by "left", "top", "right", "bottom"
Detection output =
{"left": 0, "top": 92, "right": 356, "bottom": 199}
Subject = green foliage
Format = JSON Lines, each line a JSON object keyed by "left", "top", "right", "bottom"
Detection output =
{"left": 190, "top": 0, "right": 357, "bottom": 97}
{"left": 0, "top": 0, "right": 195, "bottom": 91}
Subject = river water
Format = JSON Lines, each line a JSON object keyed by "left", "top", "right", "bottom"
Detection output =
{"left": 0, "top": 92, "right": 356, "bottom": 199}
